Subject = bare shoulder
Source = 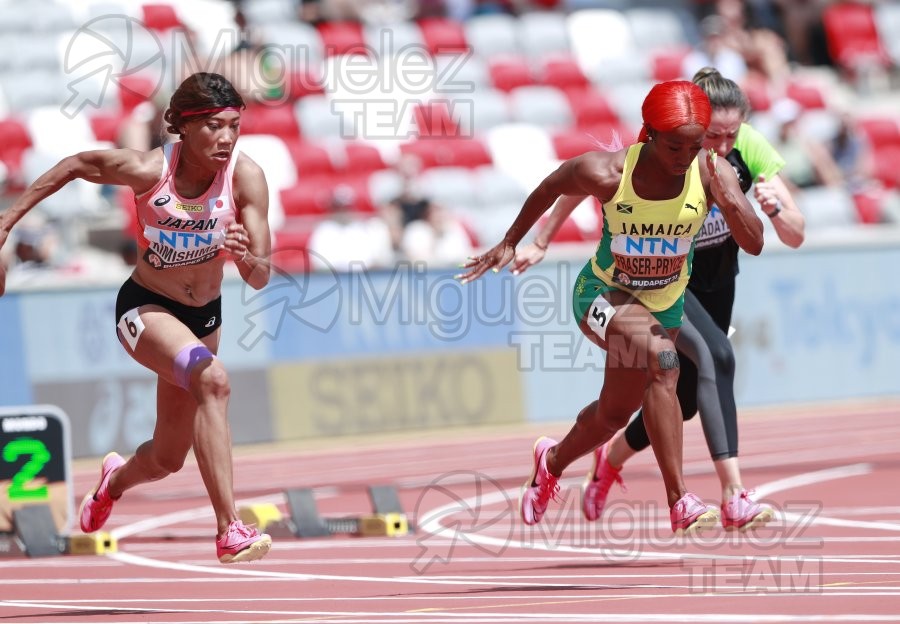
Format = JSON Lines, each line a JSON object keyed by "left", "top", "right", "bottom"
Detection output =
{"left": 232, "top": 151, "right": 268, "bottom": 206}
{"left": 233, "top": 151, "right": 266, "bottom": 183}
{"left": 569, "top": 149, "right": 627, "bottom": 197}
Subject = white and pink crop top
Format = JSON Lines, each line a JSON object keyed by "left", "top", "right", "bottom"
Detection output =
{"left": 135, "top": 142, "right": 239, "bottom": 270}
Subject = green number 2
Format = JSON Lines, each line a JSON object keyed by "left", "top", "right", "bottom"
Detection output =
{"left": 3, "top": 438, "right": 51, "bottom": 501}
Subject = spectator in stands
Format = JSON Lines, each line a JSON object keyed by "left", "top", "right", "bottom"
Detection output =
{"left": 829, "top": 112, "right": 873, "bottom": 193}
{"left": 770, "top": 98, "right": 844, "bottom": 188}
{"left": 382, "top": 154, "right": 433, "bottom": 251}
{"left": 683, "top": 16, "right": 748, "bottom": 85}
{"left": 401, "top": 201, "right": 474, "bottom": 266}
{"left": 119, "top": 95, "right": 169, "bottom": 153}
{"left": 309, "top": 184, "right": 394, "bottom": 271}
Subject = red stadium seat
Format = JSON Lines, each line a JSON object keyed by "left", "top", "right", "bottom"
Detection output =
{"left": 240, "top": 104, "right": 301, "bottom": 140}
{"left": 0, "top": 117, "right": 32, "bottom": 182}
{"left": 822, "top": 2, "right": 890, "bottom": 71}
{"left": 117, "top": 74, "right": 157, "bottom": 113}
{"left": 857, "top": 117, "right": 900, "bottom": 149}
{"left": 548, "top": 217, "right": 590, "bottom": 243}
{"left": 873, "top": 145, "right": 900, "bottom": 188}
{"left": 488, "top": 56, "right": 536, "bottom": 92}
{"left": 564, "top": 87, "right": 619, "bottom": 128}
{"left": 552, "top": 126, "right": 629, "bottom": 160}
{"left": 89, "top": 111, "right": 126, "bottom": 143}
{"left": 786, "top": 81, "right": 827, "bottom": 110}
{"left": 280, "top": 175, "right": 337, "bottom": 217}
{"left": 651, "top": 47, "right": 690, "bottom": 82}
{"left": 413, "top": 101, "right": 460, "bottom": 138}
{"left": 286, "top": 67, "right": 326, "bottom": 100}
{"left": 317, "top": 21, "right": 368, "bottom": 57}
{"left": 343, "top": 142, "right": 387, "bottom": 174}
{"left": 273, "top": 225, "right": 320, "bottom": 273}
{"left": 284, "top": 139, "right": 335, "bottom": 177}
{"left": 399, "top": 137, "right": 492, "bottom": 169}
{"left": 417, "top": 18, "right": 468, "bottom": 55}
{"left": 141, "top": 4, "right": 182, "bottom": 31}
{"left": 742, "top": 78, "right": 772, "bottom": 112}
{"left": 540, "top": 56, "right": 589, "bottom": 91}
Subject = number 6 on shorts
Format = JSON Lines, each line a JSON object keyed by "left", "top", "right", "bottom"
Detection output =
{"left": 586, "top": 294, "right": 616, "bottom": 342}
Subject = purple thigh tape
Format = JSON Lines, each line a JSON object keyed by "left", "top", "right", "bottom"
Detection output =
{"left": 173, "top": 344, "right": 215, "bottom": 390}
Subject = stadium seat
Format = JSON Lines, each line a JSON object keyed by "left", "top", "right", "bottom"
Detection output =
{"left": 417, "top": 18, "right": 468, "bottom": 55}
{"left": 650, "top": 47, "right": 690, "bottom": 81}
{"left": 236, "top": 134, "right": 297, "bottom": 230}
{"left": 273, "top": 224, "right": 318, "bottom": 273}
{"left": 141, "top": 4, "right": 183, "bottom": 31}
{"left": 117, "top": 74, "right": 158, "bottom": 113}
{"left": 399, "top": 137, "right": 492, "bottom": 169}
{"left": 242, "top": 0, "right": 298, "bottom": 25}
{"left": 342, "top": 142, "right": 387, "bottom": 174}
{"left": 473, "top": 165, "right": 529, "bottom": 207}
{"left": 625, "top": 7, "right": 690, "bottom": 51}
{"left": 317, "top": 21, "right": 368, "bottom": 57}
{"left": 284, "top": 139, "right": 335, "bottom": 177}
{"left": 873, "top": 145, "right": 900, "bottom": 188}
{"left": 822, "top": 2, "right": 890, "bottom": 71}
{"left": 564, "top": 86, "right": 620, "bottom": 128}
{"left": 517, "top": 11, "right": 571, "bottom": 60}
{"left": 508, "top": 85, "right": 573, "bottom": 130}
{"left": 485, "top": 123, "right": 556, "bottom": 183}
{"left": 798, "top": 185, "right": 859, "bottom": 227}
{"left": 786, "top": 81, "right": 827, "bottom": 110}
{"left": 452, "top": 89, "right": 510, "bottom": 136}
{"left": 285, "top": 66, "right": 327, "bottom": 100}
{"left": 363, "top": 21, "right": 424, "bottom": 56}
{"left": 435, "top": 53, "right": 489, "bottom": 90}
{"left": 240, "top": 104, "right": 301, "bottom": 141}
{"left": 0, "top": 117, "right": 31, "bottom": 181}
{"left": 567, "top": 9, "right": 637, "bottom": 78}
{"left": 465, "top": 14, "right": 520, "bottom": 59}
{"left": 0, "top": 71, "right": 66, "bottom": 113}
{"left": 540, "top": 56, "right": 590, "bottom": 91}
{"left": 875, "top": 3, "right": 900, "bottom": 67}
{"left": 857, "top": 117, "right": 900, "bottom": 149}
{"left": 295, "top": 95, "right": 349, "bottom": 140}
{"left": 488, "top": 56, "right": 537, "bottom": 92}
{"left": 262, "top": 22, "right": 325, "bottom": 65}
{"left": 413, "top": 101, "right": 460, "bottom": 138}
{"left": 280, "top": 176, "right": 337, "bottom": 217}
{"left": 88, "top": 111, "right": 127, "bottom": 144}
{"left": 418, "top": 166, "right": 477, "bottom": 210}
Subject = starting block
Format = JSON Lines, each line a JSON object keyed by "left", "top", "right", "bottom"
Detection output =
{"left": 238, "top": 485, "right": 411, "bottom": 539}
{"left": 9, "top": 505, "right": 65, "bottom": 558}
{"left": 1, "top": 504, "right": 117, "bottom": 558}
{"left": 67, "top": 532, "right": 117, "bottom": 556}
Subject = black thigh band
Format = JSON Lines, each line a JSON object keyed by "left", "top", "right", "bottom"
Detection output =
{"left": 115, "top": 277, "right": 222, "bottom": 339}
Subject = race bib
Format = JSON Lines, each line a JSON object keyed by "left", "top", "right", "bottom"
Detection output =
{"left": 694, "top": 205, "right": 731, "bottom": 249}
{"left": 609, "top": 234, "right": 692, "bottom": 290}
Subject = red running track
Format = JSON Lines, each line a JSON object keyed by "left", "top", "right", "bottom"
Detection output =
{"left": 2, "top": 400, "right": 899, "bottom": 623}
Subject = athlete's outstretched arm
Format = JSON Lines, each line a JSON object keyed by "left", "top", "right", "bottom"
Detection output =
{"left": 754, "top": 173, "right": 805, "bottom": 248}
{"left": 230, "top": 154, "right": 271, "bottom": 290}
{"left": 0, "top": 149, "right": 160, "bottom": 265}
{"left": 510, "top": 195, "right": 586, "bottom": 275}
{"left": 459, "top": 151, "right": 621, "bottom": 282}
{"left": 704, "top": 149, "right": 764, "bottom": 256}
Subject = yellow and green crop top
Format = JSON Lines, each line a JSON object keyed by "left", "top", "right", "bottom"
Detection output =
{"left": 590, "top": 143, "right": 710, "bottom": 312}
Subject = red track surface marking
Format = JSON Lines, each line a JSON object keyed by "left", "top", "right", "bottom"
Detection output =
{"left": 2, "top": 400, "right": 899, "bottom": 623}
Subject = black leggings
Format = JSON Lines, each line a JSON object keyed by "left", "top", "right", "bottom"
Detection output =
{"left": 623, "top": 282, "right": 739, "bottom": 460}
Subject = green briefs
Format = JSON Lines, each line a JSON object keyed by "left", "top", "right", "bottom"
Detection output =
{"left": 572, "top": 261, "right": 685, "bottom": 330}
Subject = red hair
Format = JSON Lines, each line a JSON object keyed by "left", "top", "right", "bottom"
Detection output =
{"left": 638, "top": 80, "right": 712, "bottom": 143}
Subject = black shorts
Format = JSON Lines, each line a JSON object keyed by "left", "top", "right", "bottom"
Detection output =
{"left": 115, "top": 277, "right": 223, "bottom": 339}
